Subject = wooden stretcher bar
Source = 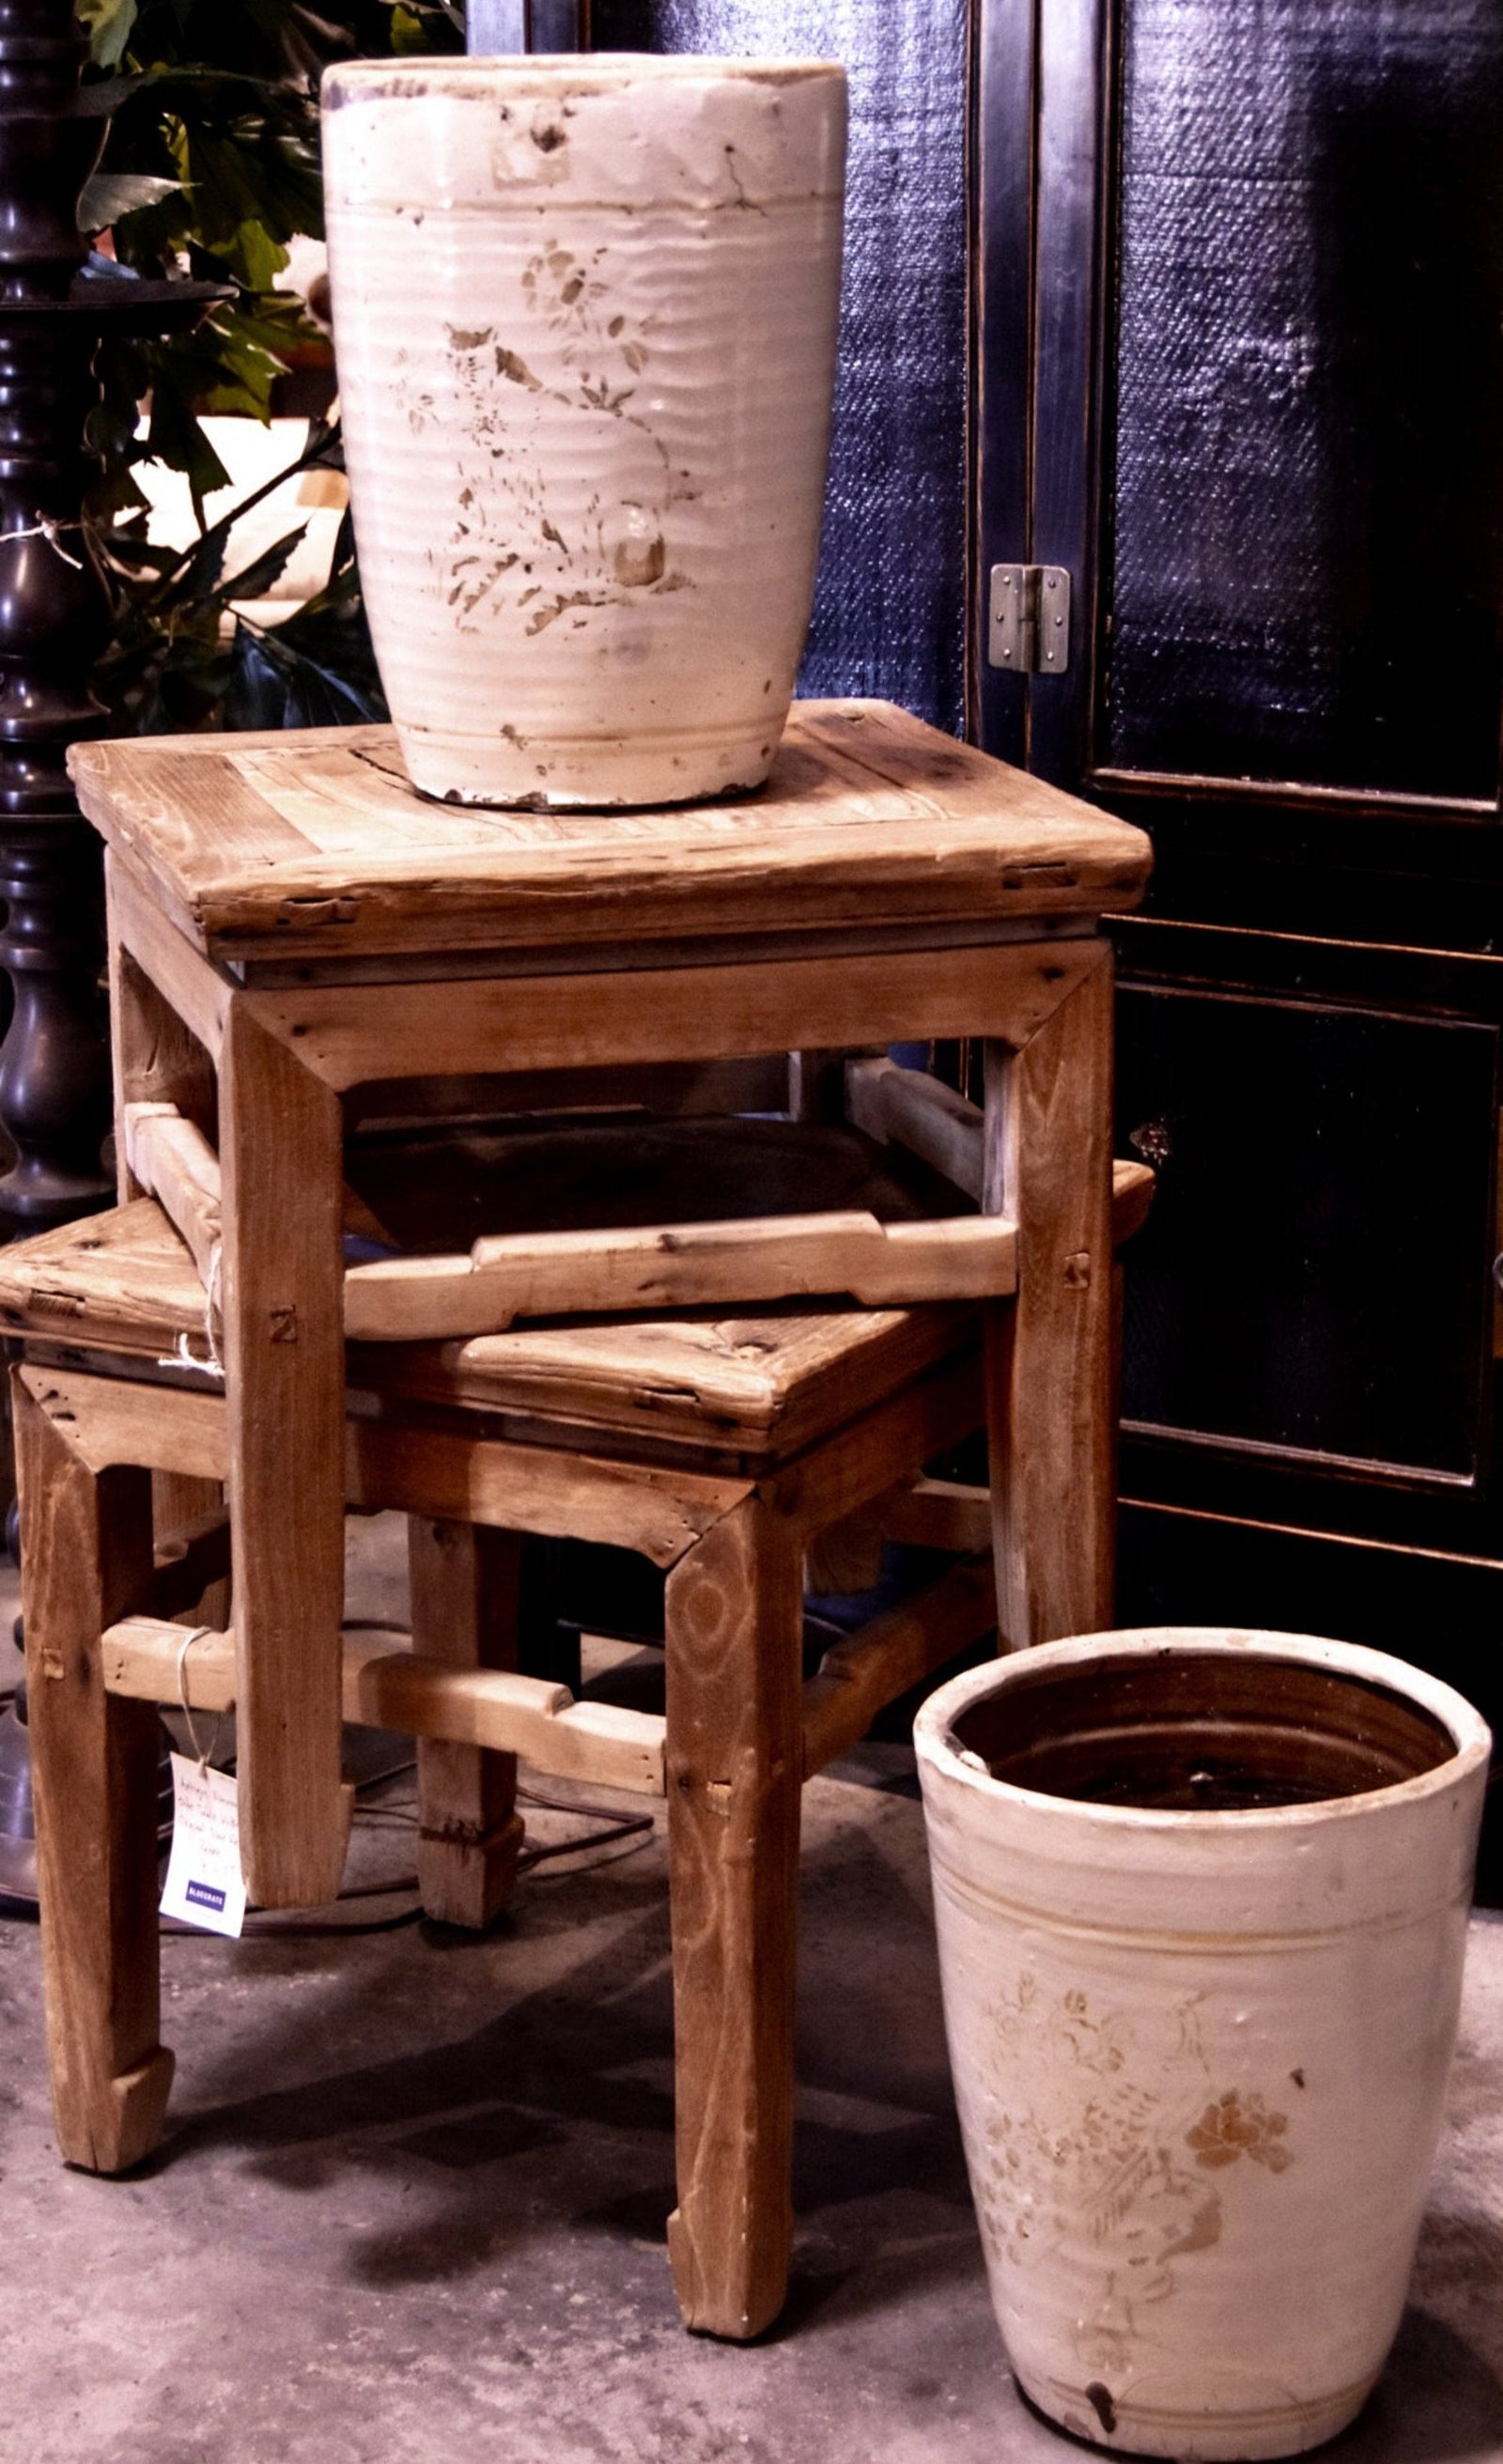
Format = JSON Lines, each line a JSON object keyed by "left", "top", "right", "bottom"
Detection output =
{"left": 846, "top": 1057, "right": 1157, "bottom": 1245}
{"left": 342, "top": 1211, "right": 1019, "bottom": 1340}
{"left": 105, "top": 1532, "right": 1007, "bottom": 1808}
{"left": 101, "top": 1615, "right": 669, "bottom": 1797}
{"left": 120, "top": 1095, "right": 1025, "bottom": 1342}
{"left": 127, "top": 1087, "right": 1150, "bottom": 1348}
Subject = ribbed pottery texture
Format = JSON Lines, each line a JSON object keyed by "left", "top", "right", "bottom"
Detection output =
{"left": 321, "top": 57, "right": 846, "bottom": 808}
{"left": 914, "top": 1628, "right": 1491, "bottom": 2463}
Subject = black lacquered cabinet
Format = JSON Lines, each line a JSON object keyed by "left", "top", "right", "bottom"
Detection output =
{"left": 525, "top": 1, "right": 1503, "bottom": 1743}
{"left": 974, "top": 0, "right": 1503, "bottom": 1732}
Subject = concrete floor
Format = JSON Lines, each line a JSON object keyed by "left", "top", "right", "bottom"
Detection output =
{"left": 2, "top": 1524, "right": 1501, "bottom": 2464}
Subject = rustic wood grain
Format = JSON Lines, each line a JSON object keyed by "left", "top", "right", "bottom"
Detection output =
{"left": 13, "top": 1371, "right": 173, "bottom": 2174}
{"left": 108, "top": 893, "right": 217, "bottom": 1181}
{"left": 71, "top": 701, "right": 1153, "bottom": 962}
{"left": 0, "top": 1201, "right": 984, "bottom": 1461}
{"left": 124, "top": 1104, "right": 222, "bottom": 1289}
{"left": 663, "top": 1497, "right": 804, "bottom": 2339}
{"left": 106, "top": 856, "right": 230, "bottom": 1065}
{"left": 802, "top": 1503, "right": 887, "bottom": 1595}
{"left": 17, "top": 1364, "right": 228, "bottom": 1480}
{"left": 344, "top": 1211, "right": 1016, "bottom": 1340}
{"left": 9, "top": 1355, "right": 754, "bottom": 1569}
{"left": 360, "top": 1302, "right": 976, "bottom": 1462}
{"left": 348, "top": 1418, "right": 752, "bottom": 1570}
{"left": 0, "top": 1201, "right": 209, "bottom": 1358}
{"left": 984, "top": 947, "right": 1117, "bottom": 1646}
{"left": 101, "top": 1619, "right": 669, "bottom": 1796}
{"left": 409, "top": 1517, "right": 525, "bottom": 1928}
{"left": 845, "top": 1054, "right": 985, "bottom": 1198}
{"left": 219, "top": 999, "right": 349, "bottom": 1909}
{"left": 241, "top": 938, "right": 1107, "bottom": 1092}
{"left": 770, "top": 1350, "right": 986, "bottom": 1543}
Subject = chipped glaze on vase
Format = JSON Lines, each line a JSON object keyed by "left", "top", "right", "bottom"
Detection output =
{"left": 321, "top": 56, "right": 846, "bottom": 809}
{"left": 914, "top": 1629, "right": 1491, "bottom": 2462}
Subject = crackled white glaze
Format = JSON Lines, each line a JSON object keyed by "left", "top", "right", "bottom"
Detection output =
{"left": 914, "top": 1629, "right": 1490, "bottom": 2462}
{"left": 321, "top": 56, "right": 846, "bottom": 808}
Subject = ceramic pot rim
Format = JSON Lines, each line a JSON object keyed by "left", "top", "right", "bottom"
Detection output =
{"left": 324, "top": 57, "right": 845, "bottom": 103}
{"left": 913, "top": 1626, "right": 1493, "bottom": 1832}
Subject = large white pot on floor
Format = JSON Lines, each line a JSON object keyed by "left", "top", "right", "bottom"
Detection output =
{"left": 321, "top": 54, "right": 846, "bottom": 809}
{"left": 914, "top": 1628, "right": 1490, "bottom": 2461}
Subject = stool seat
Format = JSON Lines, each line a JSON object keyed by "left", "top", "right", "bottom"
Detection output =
{"left": 0, "top": 1196, "right": 978, "bottom": 1466}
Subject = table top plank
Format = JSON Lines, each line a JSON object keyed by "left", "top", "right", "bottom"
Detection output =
{"left": 70, "top": 699, "right": 1152, "bottom": 962}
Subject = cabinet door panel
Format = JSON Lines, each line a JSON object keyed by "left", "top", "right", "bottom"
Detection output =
{"left": 1102, "top": 0, "right": 1503, "bottom": 805}
{"left": 1117, "top": 983, "right": 1499, "bottom": 1480}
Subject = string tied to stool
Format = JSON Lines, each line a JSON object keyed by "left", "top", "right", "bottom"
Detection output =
{"left": 176, "top": 1623, "right": 225, "bottom": 1774}
{"left": 158, "top": 1238, "right": 225, "bottom": 1380}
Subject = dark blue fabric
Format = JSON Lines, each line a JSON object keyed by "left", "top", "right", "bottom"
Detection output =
{"left": 1108, "top": 0, "right": 1503, "bottom": 797}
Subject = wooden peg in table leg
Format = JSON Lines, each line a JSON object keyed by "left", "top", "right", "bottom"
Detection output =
{"left": 219, "top": 1000, "right": 349, "bottom": 1910}
{"left": 409, "top": 1516, "right": 525, "bottom": 1929}
{"left": 663, "top": 1495, "right": 804, "bottom": 2340}
{"left": 14, "top": 1370, "right": 173, "bottom": 2174}
{"left": 983, "top": 945, "right": 1115, "bottom": 1647}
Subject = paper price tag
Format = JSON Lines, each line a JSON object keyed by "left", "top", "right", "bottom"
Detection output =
{"left": 160, "top": 1753, "right": 247, "bottom": 1938}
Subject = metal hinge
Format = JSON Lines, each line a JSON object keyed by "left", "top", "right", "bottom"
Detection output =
{"left": 988, "top": 565, "right": 1072, "bottom": 674}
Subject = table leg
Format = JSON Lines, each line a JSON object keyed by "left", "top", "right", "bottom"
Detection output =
{"left": 14, "top": 1371, "right": 173, "bottom": 2172}
{"left": 409, "top": 1516, "right": 525, "bottom": 1928}
{"left": 109, "top": 928, "right": 218, "bottom": 1177}
{"left": 984, "top": 944, "right": 1115, "bottom": 1647}
{"left": 663, "top": 1496, "right": 803, "bottom": 2339}
{"left": 220, "top": 1001, "right": 349, "bottom": 1909}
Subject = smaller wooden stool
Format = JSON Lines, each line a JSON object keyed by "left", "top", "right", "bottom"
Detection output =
{"left": 2, "top": 1165, "right": 1149, "bottom": 2339}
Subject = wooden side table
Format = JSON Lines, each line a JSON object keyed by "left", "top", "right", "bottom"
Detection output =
{"left": 70, "top": 697, "right": 1152, "bottom": 1909}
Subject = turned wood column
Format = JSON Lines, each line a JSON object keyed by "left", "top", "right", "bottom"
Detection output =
{"left": 0, "top": 2, "right": 220, "bottom": 1234}
{"left": 0, "top": 1, "right": 111, "bottom": 1229}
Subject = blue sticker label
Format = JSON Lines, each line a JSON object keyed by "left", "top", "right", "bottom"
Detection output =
{"left": 185, "top": 1879, "right": 226, "bottom": 1914}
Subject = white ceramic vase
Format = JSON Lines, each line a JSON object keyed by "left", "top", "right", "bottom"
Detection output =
{"left": 914, "top": 1628, "right": 1490, "bottom": 2462}
{"left": 321, "top": 55, "right": 846, "bottom": 809}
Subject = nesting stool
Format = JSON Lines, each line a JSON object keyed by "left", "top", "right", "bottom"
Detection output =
{"left": 2, "top": 1166, "right": 1150, "bottom": 2339}
{"left": 70, "top": 699, "right": 1153, "bottom": 1912}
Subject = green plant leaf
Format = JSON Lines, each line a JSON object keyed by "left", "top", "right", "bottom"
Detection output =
{"left": 391, "top": 7, "right": 432, "bottom": 51}
{"left": 79, "top": 0, "right": 447, "bottom": 736}
{"left": 223, "top": 521, "right": 310, "bottom": 605}
{"left": 76, "top": 0, "right": 138, "bottom": 70}
{"left": 76, "top": 170, "right": 182, "bottom": 231}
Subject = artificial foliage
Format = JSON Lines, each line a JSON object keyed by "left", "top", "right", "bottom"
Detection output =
{"left": 74, "top": 0, "right": 463, "bottom": 732}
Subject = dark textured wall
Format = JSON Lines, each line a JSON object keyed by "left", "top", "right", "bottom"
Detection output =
{"left": 1107, "top": 0, "right": 1503, "bottom": 798}
{"left": 592, "top": 0, "right": 970, "bottom": 731}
